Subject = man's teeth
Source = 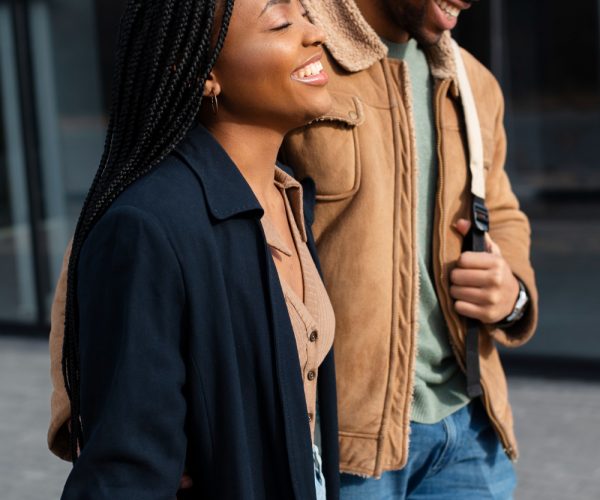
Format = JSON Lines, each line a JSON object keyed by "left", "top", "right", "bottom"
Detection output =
{"left": 435, "top": 0, "right": 460, "bottom": 18}
{"left": 294, "top": 61, "right": 323, "bottom": 79}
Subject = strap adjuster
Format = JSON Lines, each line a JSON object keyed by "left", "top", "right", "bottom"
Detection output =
{"left": 472, "top": 196, "right": 489, "bottom": 233}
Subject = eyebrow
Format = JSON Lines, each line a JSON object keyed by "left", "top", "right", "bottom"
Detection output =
{"left": 259, "top": 0, "right": 291, "bottom": 17}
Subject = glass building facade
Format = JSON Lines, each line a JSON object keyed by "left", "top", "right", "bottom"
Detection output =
{"left": 1, "top": 0, "right": 599, "bottom": 359}
{"left": 0, "top": 0, "right": 116, "bottom": 331}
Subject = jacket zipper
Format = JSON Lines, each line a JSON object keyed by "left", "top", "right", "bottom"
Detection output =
{"left": 433, "top": 79, "right": 464, "bottom": 368}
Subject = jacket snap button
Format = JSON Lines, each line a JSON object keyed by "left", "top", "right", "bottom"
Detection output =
{"left": 307, "top": 370, "right": 316, "bottom": 381}
{"left": 309, "top": 330, "right": 318, "bottom": 342}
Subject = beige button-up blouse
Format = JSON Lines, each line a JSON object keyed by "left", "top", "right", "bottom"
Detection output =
{"left": 261, "top": 167, "right": 335, "bottom": 441}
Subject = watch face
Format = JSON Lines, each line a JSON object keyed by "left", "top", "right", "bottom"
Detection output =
{"left": 508, "top": 283, "right": 529, "bottom": 322}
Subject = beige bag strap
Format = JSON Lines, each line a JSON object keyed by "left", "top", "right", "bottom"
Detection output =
{"left": 451, "top": 39, "right": 485, "bottom": 200}
{"left": 451, "top": 39, "right": 488, "bottom": 399}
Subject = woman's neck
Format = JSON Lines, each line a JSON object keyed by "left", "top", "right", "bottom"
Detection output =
{"left": 204, "top": 120, "right": 284, "bottom": 207}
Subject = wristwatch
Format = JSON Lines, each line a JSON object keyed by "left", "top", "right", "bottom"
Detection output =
{"left": 496, "top": 279, "right": 529, "bottom": 329}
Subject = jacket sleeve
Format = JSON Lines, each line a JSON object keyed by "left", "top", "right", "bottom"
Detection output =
{"left": 484, "top": 81, "right": 539, "bottom": 347}
{"left": 61, "top": 205, "right": 187, "bottom": 500}
{"left": 48, "top": 240, "right": 73, "bottom": 461}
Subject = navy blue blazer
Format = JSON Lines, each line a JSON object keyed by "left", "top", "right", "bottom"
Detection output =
{"left": 62, "top": 126, "right": 339, "bottom": 500}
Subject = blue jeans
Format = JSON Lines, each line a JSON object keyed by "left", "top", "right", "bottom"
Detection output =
{"left": 313, "top": 444, "right": 327, "bottom": 500}
{"left": 340, "top": 401, "right": 516, "bottom": 499}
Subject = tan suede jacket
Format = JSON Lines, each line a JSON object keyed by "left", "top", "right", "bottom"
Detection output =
{"left": 280, "top": 0, "right": 539, "bottom": 477}
{"left": 48, "top": 0, "right": 538, "bottom": 478}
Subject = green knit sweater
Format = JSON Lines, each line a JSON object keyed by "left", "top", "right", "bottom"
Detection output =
{"left": 384, "top": 38, "right": 470, "bottom": 423}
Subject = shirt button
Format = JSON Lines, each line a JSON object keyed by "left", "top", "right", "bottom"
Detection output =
{"left": 307, "top": 370, "right": 316, "bottom": 381}
{"left": 308, "top": 413, "right": 313, "bottom": 422}
{"left": 309, "top": 330, "right": 318, "bottom": 342}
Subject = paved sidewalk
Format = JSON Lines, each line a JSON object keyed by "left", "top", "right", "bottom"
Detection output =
{"left": 0, "top": 336, "right": 70, "bottom": 500}
{"left": 1, "top": 335, "right": 599, "bottom": 499}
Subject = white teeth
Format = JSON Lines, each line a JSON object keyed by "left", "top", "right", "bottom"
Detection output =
{"left": 435, "top": 0, "right": 460, "bottom": 18}
{"left": 293, "top": 60, "right": 323, "bottom": 79}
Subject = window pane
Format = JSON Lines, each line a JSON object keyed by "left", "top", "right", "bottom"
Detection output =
{"left": 0, "top": 5, "right": 37, "bottom": 322}
{"left": 505, "top": 0, "right": 600, "bottom": 192}
{"left": 503, "top": 0, "right": 600, "bottom": 358}
{"left": 28, "top": 0, "right": 105, "bottom": 313}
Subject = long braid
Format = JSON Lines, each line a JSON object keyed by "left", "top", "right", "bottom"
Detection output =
{"left": 138, "top": 1, "right": 210, "bottom": 159}
{"left": 63, "top": 0, "right": 235, "bottom": 462}
{"left": 145, "top": 0, "right": 234, "bottom": 163}
{"left": 60, "top": 0, "right": 143, "bottom": 408}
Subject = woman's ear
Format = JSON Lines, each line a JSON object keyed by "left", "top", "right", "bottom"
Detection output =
{"left": 203, "top": 71, "right": 222, "bottom": 97}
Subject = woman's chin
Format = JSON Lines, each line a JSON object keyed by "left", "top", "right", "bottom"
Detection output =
{"left": 298, "top": 94, "right": 333, "bottom": 126}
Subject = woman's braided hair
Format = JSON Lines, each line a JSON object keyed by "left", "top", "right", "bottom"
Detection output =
{"left": 62, "top": 0, "right": 235, "bottom": 462}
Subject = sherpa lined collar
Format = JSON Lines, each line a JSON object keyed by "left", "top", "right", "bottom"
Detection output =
{"left": 302, "top": 0, "right": 457, "bottom": 81}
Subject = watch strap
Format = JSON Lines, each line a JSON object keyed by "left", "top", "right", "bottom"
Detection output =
{"left": 496, "top": 279, "right": 529, "bottom": 329}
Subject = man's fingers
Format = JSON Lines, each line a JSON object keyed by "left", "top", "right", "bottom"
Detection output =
{"left": 453, "top": 218, "right": 471, "bottom": 237}
{"left": 456, "top": 251, "right": 498, "bottom": 270}
{"left": 454, "top": 300, "right": 486, "bottom": 321}
{"left": 450, "top": 285, "right": 492, "bottom": 305}
{"left": 454, "top": 301, "right": 499, "bottom": 323}
{"left": 485, "top": 233, "right": 502, "bottom": 256}
{"left": 453, "top": 219, "right": 502, "bottom": 257}
{"left": 450, "top": 268, "right": 499, "bottom": 287}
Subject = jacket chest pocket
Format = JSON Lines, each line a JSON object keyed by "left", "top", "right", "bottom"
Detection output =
{"left": 283, "top": 92, "right": 364, "bottom": 201}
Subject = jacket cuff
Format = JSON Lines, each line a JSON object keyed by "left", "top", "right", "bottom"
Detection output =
{"left": 488, "top": 270, "right": 538, "bottom": 347}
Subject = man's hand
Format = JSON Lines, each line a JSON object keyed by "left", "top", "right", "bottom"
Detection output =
{"left": 450, "top": 219, "right": 520, "bottom": 325}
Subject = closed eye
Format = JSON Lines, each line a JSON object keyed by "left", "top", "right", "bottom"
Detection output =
{"left": 271, "top": 21, "right": 292, "bottom": 31}
{"left": 270, "top": 6, "right": 309, "bottom": 31}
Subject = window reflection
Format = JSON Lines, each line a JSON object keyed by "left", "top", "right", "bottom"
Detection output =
{"left": 0, "top": 5, "right": 37, "bottom": 322}
{"left": 28, "top": 0, "right": 105, "bottom": 312}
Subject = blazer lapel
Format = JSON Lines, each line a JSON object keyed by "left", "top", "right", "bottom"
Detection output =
{"left": 260, "top": 226, "right": 316, "bottom": 500}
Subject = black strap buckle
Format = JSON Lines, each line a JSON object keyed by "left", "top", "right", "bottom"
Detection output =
{"left": 472, "top": 196, "right": 489, "bottom": 233}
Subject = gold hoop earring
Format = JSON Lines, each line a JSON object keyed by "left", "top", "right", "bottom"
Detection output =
{"left": 210, "top": 93, "right": 219, "bottom": 115}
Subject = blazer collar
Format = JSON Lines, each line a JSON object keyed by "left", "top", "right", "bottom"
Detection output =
{"left": 173, "top": 125, "right": 264, "bottom": 221}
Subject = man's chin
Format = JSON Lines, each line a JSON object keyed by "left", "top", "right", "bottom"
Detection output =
{"left": 412, "top": 28, "right": 445, "bottom": 47}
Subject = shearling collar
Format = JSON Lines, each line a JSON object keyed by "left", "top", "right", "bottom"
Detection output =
{"left": 302, "top": 0, "right": 456, "bottom": 80}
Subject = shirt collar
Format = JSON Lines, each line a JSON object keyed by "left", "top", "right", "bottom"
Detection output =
{"left": 261, "top": 167, "right": 307, "bottom": 256}
{"left": 274, "top": 166, "right": 307, "bottom": 243}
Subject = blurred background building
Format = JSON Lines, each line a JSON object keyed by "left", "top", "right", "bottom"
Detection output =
{"left": 0, "top": 0, "right": 599, "bottom": 367}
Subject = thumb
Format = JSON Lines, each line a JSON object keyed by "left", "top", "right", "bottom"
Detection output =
{"left": 453, "top": 218, "right": 471, "bottom": 237}
{"left": 485, "top": 232, "right": 502, "bottom": 255}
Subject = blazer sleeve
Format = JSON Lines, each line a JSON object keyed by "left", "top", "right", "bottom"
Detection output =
{"left": 62, "top": 205, "right": 187, "bottom": 500}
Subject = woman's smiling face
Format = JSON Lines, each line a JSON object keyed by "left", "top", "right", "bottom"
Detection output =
{"left": 209, "top": 0, "right": 331, "bottom": 132}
